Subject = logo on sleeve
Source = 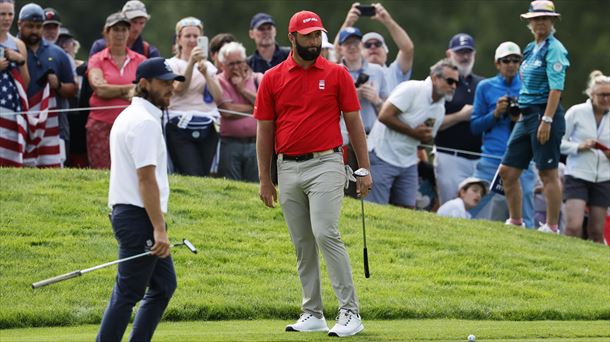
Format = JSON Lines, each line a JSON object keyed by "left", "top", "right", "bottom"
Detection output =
{"left": 553, "top": 62, "right": 563, "bottom": 72}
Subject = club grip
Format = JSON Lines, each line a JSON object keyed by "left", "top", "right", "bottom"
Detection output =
{"left": 363, "top": 247, "right": 370, "bottom": 278}
{"left": 32, "top": 271, "right": 81, "bottom": 289}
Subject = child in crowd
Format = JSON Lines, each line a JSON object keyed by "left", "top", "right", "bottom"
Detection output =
{"left": 437, "top": 178, "right": 488, "bottom": 219}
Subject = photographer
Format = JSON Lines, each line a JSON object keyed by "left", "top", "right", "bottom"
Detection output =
{"left": 470, "top": 42, "right": 537, "bottom": 227}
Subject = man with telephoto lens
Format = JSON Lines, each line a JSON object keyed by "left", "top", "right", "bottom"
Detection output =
{"left": 470, "top": 42, "right": 537, "bottom": 227}
{"left": 255, "top": 10, "right": 372, "bottom": 337}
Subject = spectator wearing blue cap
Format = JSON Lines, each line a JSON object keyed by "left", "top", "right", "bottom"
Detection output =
{"left": 247, "top": 12, "right": 290, "bottom": 73}
{"left": 434, "top": 32, "right": 484, "bottom": 206}
{"left": 499, "top": 0, "right": 569, "bottom": 234}
{"left": 90, "top": 0, "right": 160, "bottom": 58}
{"left": 337, "top": 3, "right": 414, "bottom": 92}
{"left": 101, "top": 57, "right": 184, "bottom": 342}
{"left": 336, "top": 25, "right": 388, "bottom": 198}
{"left": 17, "top": 2, "right": 76, "bottom": 167}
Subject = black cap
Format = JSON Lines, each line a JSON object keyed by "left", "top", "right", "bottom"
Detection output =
{"left": 250, "top": 12, "right": 274, "bottom": 29}
{"left": 19, "top": 3, "right": 44, "bottom": 22}
{"left": 43, "top": 8, "right": 61, "bottom": 26}
{"left": 134, "top": 57, "right": 186, "bottom": 83}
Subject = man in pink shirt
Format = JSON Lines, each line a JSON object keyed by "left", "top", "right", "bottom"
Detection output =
{"left": 217, "top": 41, "right": 262, "bottom": 181}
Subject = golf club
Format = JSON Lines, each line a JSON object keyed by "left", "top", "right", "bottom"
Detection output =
{"left": 32, "top": 239, "right": 197, "bottom": 289}
{"left": 353, "top": 168, "right": 370, "bottom": 278}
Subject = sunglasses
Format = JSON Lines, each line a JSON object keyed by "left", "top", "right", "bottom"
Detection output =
{"left": 364, "top": 41, "right": 383, "bottom": 49}
{"left": 440, "top": 75, "right": 460, "bottom": 86}
{"left": 499, "top": 57, "right": 522, "bottom": 64}
{"left": 177, "top": 18, "right": 202, "bottom": 30}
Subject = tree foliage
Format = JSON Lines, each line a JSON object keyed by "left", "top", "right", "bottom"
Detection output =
{"left": 17, "top": 0, "right": 610, "bottom": 107}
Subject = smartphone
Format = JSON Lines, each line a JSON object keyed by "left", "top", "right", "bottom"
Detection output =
{"left": 356, "top": 4, "right": 376, "bottom": 17}
{"left": 0, "top": 47, "right": 5, "bottom": 60}
{"left": 197, "top": 36, "right": 209, "bottom": 58}
{"left": 424, "top": 118, "right": 436, "bottom": 127}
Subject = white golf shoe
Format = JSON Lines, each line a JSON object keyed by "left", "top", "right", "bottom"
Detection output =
{"left": 285, "top": 313, "right": 329, "bottom": 332}
{"left": 328, "top": 309, "right": 364, "bottom": 337}
{"left": 537, "top": 223, "right": 559, "bottom": 234}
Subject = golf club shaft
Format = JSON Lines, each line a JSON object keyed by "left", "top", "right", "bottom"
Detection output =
{"left": 32, "top": 241, "right": 194, "bottom": 289}
{"left": 361, "top": 198, "right": 370, "bottom": 278}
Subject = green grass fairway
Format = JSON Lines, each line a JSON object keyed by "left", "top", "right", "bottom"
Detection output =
{"left": 1, "top": 320, "right": 608, "bottom": 341}
{"left": 1, "top": 168, "right": 608, "bottom": 336}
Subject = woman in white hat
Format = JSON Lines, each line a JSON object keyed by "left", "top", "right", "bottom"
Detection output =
{"left": 499, "top": 0, "right": 569, "bottom": 234}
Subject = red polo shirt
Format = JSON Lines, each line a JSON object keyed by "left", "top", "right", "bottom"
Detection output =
{"left": 253, "top": 53, "right": 360, "bottom": 155}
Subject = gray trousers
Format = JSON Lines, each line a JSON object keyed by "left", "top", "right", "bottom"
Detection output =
{"left": 278, "top": 151, "right": 359, "bottom": 317}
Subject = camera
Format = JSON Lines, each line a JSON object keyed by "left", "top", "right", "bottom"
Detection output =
{"left": 506, "top": 97, "right": 520, "bottom": 117}
{"left": 354, "top": 73, "right": 369, "bottom": 88}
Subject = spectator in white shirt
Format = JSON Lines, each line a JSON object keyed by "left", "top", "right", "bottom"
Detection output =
{"left": 560, "top": 70, "right": 610, "bottom": 243}
{"left": 438, "top": 177, "right": 488, "bottom": 219}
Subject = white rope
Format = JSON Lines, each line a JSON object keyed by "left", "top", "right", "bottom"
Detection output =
{"left": 1, "top": 104, "right": 500, "bottom": 160}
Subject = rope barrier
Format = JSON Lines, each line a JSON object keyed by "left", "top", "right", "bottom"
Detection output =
{"left": 0, "top": 104, "right": 500, "bottom": 160}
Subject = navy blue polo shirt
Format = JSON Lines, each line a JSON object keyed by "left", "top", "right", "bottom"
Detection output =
{"left": 435, "top": 73, "right": 484, "bottom": 158}
{"left": 89, "top": 35, "right": 160, "bottom": 58}
{"left": 26, "top": 39, "right": 75, "bottom": 97}
{"left": 247, "top": 44, "right": 290, "bottom": 73}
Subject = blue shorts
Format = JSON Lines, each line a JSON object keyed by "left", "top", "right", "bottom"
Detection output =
{"left": 502, "top": 104, "right": 565, "bottom": 170}
{"left": 366, "top": 151, "right": 418, "bottom": 207}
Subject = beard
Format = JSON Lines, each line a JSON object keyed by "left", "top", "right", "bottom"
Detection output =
{"left": 295, "top": 39, "right": 321, "bottom": 61}
{"left": 23, "top": 33, "right": 41, "bottom": 46}
{"left": 141, "top": 87, "right": 171, "bottom": 110}
{"left": 456, "top": 58, "right": 474, "bottom": 77}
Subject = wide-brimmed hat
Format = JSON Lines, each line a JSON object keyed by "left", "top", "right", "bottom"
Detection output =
{"left": 122, "top": 0, "right": 150, "bottom": 20}
{"left": 521, "top": 0, "right": 561, "bottom": 19}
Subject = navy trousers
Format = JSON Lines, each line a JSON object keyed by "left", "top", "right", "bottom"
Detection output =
{"left": 97, "top": 205, "right": 177, "bottom": 342}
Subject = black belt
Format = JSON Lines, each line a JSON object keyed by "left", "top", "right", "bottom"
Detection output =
{"left": 222, "top": 136, "right": 256, "bottom": 144}
{"left": 520, "top": 105, "right": 545, "bottom": 115}
{"left": 281, "top": 147, "right": 342, "bottom": 162}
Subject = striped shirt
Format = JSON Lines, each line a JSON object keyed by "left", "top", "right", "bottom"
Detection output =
{"left": 518, "top": 34, "right": 569, "bottom": 106}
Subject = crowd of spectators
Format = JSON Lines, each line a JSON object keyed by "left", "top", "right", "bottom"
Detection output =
{"left": 0, "top": 0, "right": 608, "bottom": 244}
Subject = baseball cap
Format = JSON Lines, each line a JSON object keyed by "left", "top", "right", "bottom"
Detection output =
{"left": 448, "top": 33, "right": 475, "bottom": 52}
{"left": 134, "top": 57, "right": 186, "bottom": 83}
{"left": 362, "top": 32, "right": 389, "bottom": 53}
{"left": 250, "top": 12, "right": 274, "bottom": 30}
{"left": 105, "top": 12, "right": 131, "bottom": 30}
{"left": 494, "top": 41, "right": 522, "bottom": 60}
{"left": 338, "top": 27, "right": 362, "bottom": 45}
{"left": 18, "top": 3, "right": 44, "bottom": 22}
{"left": 288, "top": 10, "right": 326, "bottom": 35}
{"left": 521, "top": 0, "right": 561, "bottom": 19}
{"left": 458, "top": 177, "right": 488, "bottom": 196}
{"left": 122, "top": 0, "right": 150, "bottom": 20}
{"left": 43, "top": 8, "right": 61, "bottom": 26}
{"left": 57, "top": 27, "right": 73, "bottom": 39}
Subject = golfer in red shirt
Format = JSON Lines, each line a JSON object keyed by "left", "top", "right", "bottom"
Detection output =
{"left": 254, "top": 10, "right": 372, "bottom": 338}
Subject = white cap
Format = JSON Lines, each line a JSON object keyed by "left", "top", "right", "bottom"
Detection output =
{"left": 362, "top": 32, "right": 389, "bottom": 53}
{"left": 494, "top": 41, "right": 522, "bottom": 60}
{"left": 458, "top": 177, "right": 488, "bottom": 196}
{"left": 122, "top": 0, "right": 150, "bottom": 20}
{"left": 321, "top": 32, "right": 334, "bottom": 50}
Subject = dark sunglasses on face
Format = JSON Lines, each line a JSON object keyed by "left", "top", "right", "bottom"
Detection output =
{"left": 363, "top": 41, "right": 383, "bottom": 49}
{"left": 441, "top": 75, "right": 460, "bottom": 86}
{"left": 499, "top": 57, "right": 522, "bottom": 64}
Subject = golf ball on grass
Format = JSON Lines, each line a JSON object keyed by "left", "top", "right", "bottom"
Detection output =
{"left": 468, "top": 334, "right": 476, "bottom": 341}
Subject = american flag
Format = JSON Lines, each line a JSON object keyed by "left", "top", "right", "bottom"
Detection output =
{"left": 0, "top": 63, "right": 60, "bottom": 167}
{"left": 0, "top": 65, "right": 29, "bottom": 167}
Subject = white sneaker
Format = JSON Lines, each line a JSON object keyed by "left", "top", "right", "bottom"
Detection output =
{"left": 285, "top": 313, "right": 329, "bottom": 332}
{"left": 505, "top": 218, "right": 526, "bottom": 227}
{"left": 328, "top": 309, "right": 364, "bottom": 337}
{"left": 537, "top": 223, "right": 559, "bottom": 234}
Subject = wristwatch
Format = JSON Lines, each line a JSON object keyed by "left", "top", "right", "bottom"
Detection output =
{"left": 353, "top": 168, "right": 370, "bottom": 177}
{"left": 541, "top": 116, "right": 553, "bottom": 124}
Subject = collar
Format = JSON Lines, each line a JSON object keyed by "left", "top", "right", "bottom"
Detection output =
{"left": 26, "top": 38, "right": 49, "bottom": 54}
{"left": 424, "top": 76, "right": 438, "bottom": 104}
{"left": 286, "top": 51, "right": 325, "bottom": 71}
{"left": 588, "top": 99, "right": 610, "bottom": 116}
{"left": 101, "top": 47, "right": 137, "bottom": 60}
{"left": 132, "top": 96, "right": 163, "bottom": 121}
{"left": 497, "top": 73, "right": 517, "bottom": 86}
{"left": 341, "top": 57, "right": 367, "bottom": 73}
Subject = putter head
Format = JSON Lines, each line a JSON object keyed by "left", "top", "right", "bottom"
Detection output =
{"left": 182, "top": 239, "right": 198, "bottom": 254}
